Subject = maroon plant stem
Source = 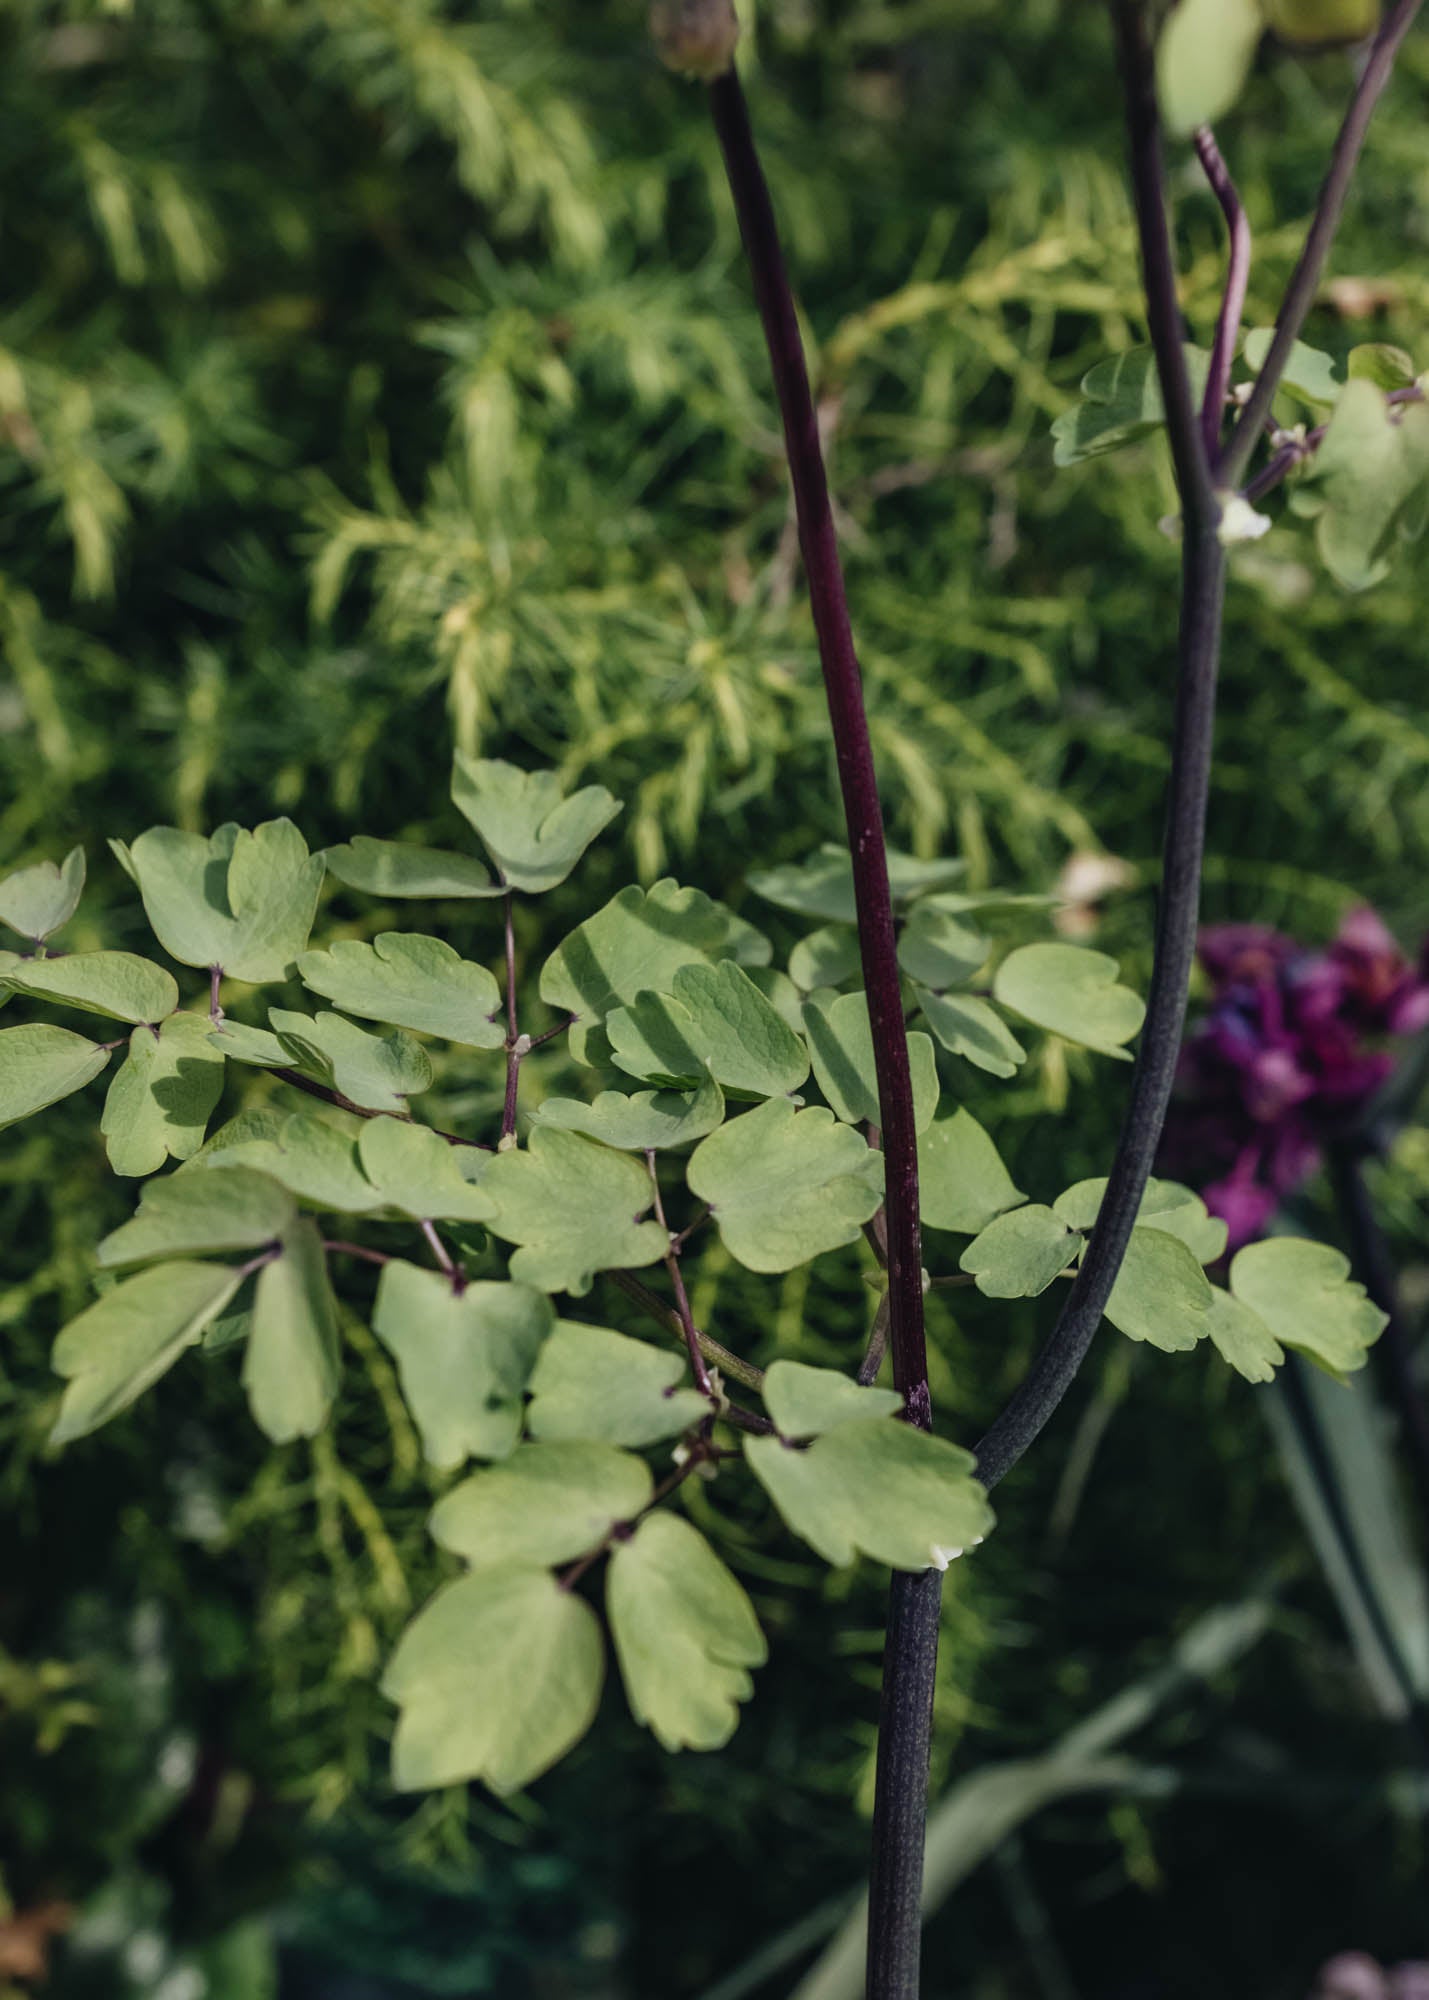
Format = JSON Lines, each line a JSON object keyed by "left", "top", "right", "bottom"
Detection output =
{"left": 606, "top": 1267, "right": 765, "bottom": 1391}
{"left": 420, "top": 1218, "right": 456, "bottom": 1276}
{"left": 324, "top": 1239, "right": 392, "bottom": 1267}
{"left": 501, "top": 889, "right": 522, "bottom": 1140}
{"left": 1219, "top": 0, "right": 1426, "bottom": 490}
{"left": 1193, "top": 127, "right": 1251, "bottom": 468}
{"left": 269, "top": 1066, "right": 490, "bottom": 1149}
{"left": 1241, "top": 385, "right": 1423, "bottom": 505}
{"left": 707, "top": 67, "right": 934, "bottom": 2000}
{"left": 209, "top": 965, "right": 223, "bottom": 1022}
{"left": 975, "top": 0, "right": 1224, "bottom": 1495}
{"left": 1327, "top": 1145, "right": 1429, "bottom": 1531}
{"left": 708, "top": 69, "right": 929, "bottom": 1430}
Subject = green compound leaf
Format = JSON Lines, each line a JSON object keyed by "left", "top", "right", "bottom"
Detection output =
{"left": 1051, "top": 345, "right": 1212, "bottom": 467}
{"left": 1242, "top": 328, "right": 1343, "bottom": 409}
{"left": 748, "top": 845, "right": 965, "bottom": 924}
{"left": 0, "top": 1024, "right": 111, "bottom": 1129}
{"left": 480, "top": 1129, "right": 666, "bottom": 1294}
{"left": 208, "top": 1020, "right": 288, "bottom": 1067}
{"left": 529, "top": 1073, "right": 725, "bottom": 1152}
{"left": 993, "top": 943, "right": 1144, "bottom": 1058}
{"left": 607, "top": 1513, "right": 766, "bottom": 1753}
{"left": 802, "top": 991, "right": 939, "bottom": 1132}
{"left": 1206, "top": 1285, "right": 1285, "bottom": 1383}
{"left": 243, "top": 1217, "right": 341, "bottom": 1443}
{"left": 101, "top": 1013, "right": 227, "bottom": 1177}
{"left": 383, "top": 1565, "right": 603, "bottom": 1795}
{"left": 98, "top": 1165, "right": 296, "bottom": 1269}
{"left": 788, "top": 926, "right": 863, "bottom": 994}
{"left": 372, "top": 1263, "right": 554, "bottom": 1466}
{"left": 761, "top": 1359, "right": 902, "bottom": 1437}
{"left": 540, "top": 879, "right": 759, "bottom": 1065}
{"left": 526, "top": 1321, "right": 710, "bottom": 1447}
{"left": 1297, "top": 379, "right": 1429, "bottom": 591}
{"left": 1053, "top": 1175, "right": 1228, "bottom": 1264}
{"left": 451, "top": 755, "right": 621, "bottom": 893}
{"left": 193, "top": 1109, "right": 379, "bottom": 1213}
{"left": 51, "top": 1261, "right": 244, "bottom": 1444}
{"left": 269, "top": 1008, "right": 434, "bottom": 1114}
{"left": 895, "top": 905, "right": 988, "bottom": 989}
{"left": 607, "top": 960, "right": 808, "bottom": 1099}
{"left": 1230, "top": 1236, "right": 1388, "bottom": 1377}
{"left": 916, "top": 991, "right": 1027, "bottom": 1078}
{"left": 687, "top": 1098, "right": 883, "bottom": 1274}
{"left": 356, "top": 1117, "right": 495, "bottom": 1224}
{"left": 919, "top": 1109, "right": 1026, "bottom": 1235}
{"left": 297, "top": 934, "right": 504, "bottom": 1049}
{"left": 1155, "top": 0, "right": 1263, "bottom": 136}
{"left": 113, "top": 820, "right": 323, "bottom": 983}
{"left": 959, "top": 1204, "right": 1080, "bottom": 1298}
{"left": 746, "top": 1420, "right": 994, "bottom": 1571}
{"left": 430, "top": 1442, "right": 654, "bottom": 1567}
{"left": 1102, "top": 1226, "right": 1214, "bottom": 1352}
{"left": 322, "top": 836, "right": 502, "bottom": 900}
{"left": 1, "top": 951, "right": 177, "bottom": 1025}
{"left": 1347, "top": 343, "right": 1418, "bottom": 391}
{"left": 0, "top": 847, "right": 85, "bottom": 943}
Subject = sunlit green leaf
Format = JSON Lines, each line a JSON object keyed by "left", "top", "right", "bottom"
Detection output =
{"left": 269, "top": 1008, "right": 434, "bottom": 1114}
{"left": 113, "top": 820, "right": 323, "bottom": 982}
{"left": 1230, "top": 1236, "right": 1387, "bottom": 1376}
{"left": 297, "top": 934, "right": 504, "bottom": 1048}
{"left": 607, "top": 959, "right": 808, "bottom": 1098}
{"left": 919, "top": 1110, "right": 1026, "bottom": 1235}
{"left": 451, "top": 755, "right": 621, "bottom": 892}
{"left": 0, "top": 847, "right": 85, "bottom": 943}
{"left": 802, "top": 991, "right": 938, "bottom": 1132}
{"left": 746, "top": 1420, "right": 994, "bottom": 1570}
{"left": 687, "top": 1099, "right": 883, "bottom": 1273}
{"left": 1347, "top": 343, "right": 1417, "bottom": 391}
{"left": 748, "top": 845, "right": 965, "bottom": 924}
{"left": 526, "top": 1321, "right": 710, "bottom": 1447}
{"left": 0, "top": 1024, "right": 111, "bottom": 1129}
{"left": 383, "top": 1565, "right": 603, "bottom": 1794}
{"left": 788, "top": 926, "right": 863, "bottom": 994}
{"left": 356, "top": 1116, "right": 495, "bottom": 1223}
{"left": 243, "top": 1217, "right": 340, "bottom": 1442}
{"left": 1242, "top": 328, "right": 1343, "bottom": 408}
{"left": 98, "top": 1164, "right": 296, "bottom": 1269}
{"left": 372, "top": 1263, "right": 554, "bottom": 1466}
{"left": 1205, "top": 1285, "right": 1285, "bottom": 1383}
{"left": 1, "top": 951, "right": 177, "bottom": 1025}
{"left": 1053, "top": 1176, "right": 1228, "bottom": 1264}
{"left": 1298, "top": 379, "right": 1429, "bottom": 590}
{"left": 192, "top": 1109, "right": 378, "bottom": 1213}
{"left": 760, "top": 1359, "right": 902, "bottom": 1437}
{"left": 51, "top": 1261, "right": 244, "bottom": 1443}
{"left": 530, "top": 1074, "right": 725, "bottom": 1152}
{"left": 1102, "top": 1226, "right": 1214, "bottom": 1351}
{"left": 959, "top": 1204, "right": 1079, "bottom": 1298}
{"left": 480, "top": 1129, "right": 666, "bottom": 1294}
{"left": 101, "top": 1013, "right": 227, "bottom": 1176}
{"left": 431, "top": 1442, "right": 654, "bottom": 1566}
{"left": 207, "top": 1020, "right": 288, "bottom": 1067}
{"left": 322, "top": 836, "right": 502, "bottom": 899}
{"left": 1051, "top": 345, "right": 1212, "bottom": 466}
{"left": 607, "top": 1513, "right": 766, "bottom": 1751}
{"left": 993, "top": 944, "right": 1144, "bottom": 1057}
{"left": 1155, "top": 0, "right": 1263, "bottom": 137}
{"left": 916, "top": 991, "right": 1027, "bottom": 1077}
{"left": 896, "top": 905, "right": 988, "bottom": 989}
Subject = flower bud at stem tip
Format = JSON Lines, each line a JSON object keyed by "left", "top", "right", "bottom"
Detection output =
{"left": 650, "top": 0, "right": 740, "bottom": 79}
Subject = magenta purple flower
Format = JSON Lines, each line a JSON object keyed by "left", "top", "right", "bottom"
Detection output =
{"left": 1159, "top": 908, "right": 1429, "bottom": 1254}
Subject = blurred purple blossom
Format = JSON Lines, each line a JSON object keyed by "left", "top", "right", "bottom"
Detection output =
{"left": 1160, "top": 907, "right": 1429, "bottom": 1254}
{"left": 1309, "top": 1956, "right": 1429, "bottom": 2000}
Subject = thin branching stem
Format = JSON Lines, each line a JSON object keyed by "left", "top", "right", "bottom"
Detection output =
{"left": 1219, "top": 0, "right": 1426, "bottom": 489}
{"left": 974, "top": 0, "right": 1224, "bottom": 1494}
{"left": 501, "top": 887, "right": 522, "bottom": 1140}
{"left": 706, "top": 64, "right": 935, "bottom": 2000}
{"left": 647, "top": 1149, "right": 716, "bottom": 1398}
{"left": 606, "top": 1268, "right": 766, "bottom": 1391}
{"left": 1193, "top": 126, "right": 1251, "bottom": 467}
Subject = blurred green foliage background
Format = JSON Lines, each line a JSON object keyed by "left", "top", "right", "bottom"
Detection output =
{"left": 2, "top": 1, "right": 1429, "bottom": 1995}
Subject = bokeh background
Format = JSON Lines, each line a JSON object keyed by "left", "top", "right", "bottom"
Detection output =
{"left": 3, "top": 2, "right": 1429, "bottom": 1996}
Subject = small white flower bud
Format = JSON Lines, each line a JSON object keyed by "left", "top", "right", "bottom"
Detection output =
{"left": 650, "top": 0, "right": 740, "bottom": 80}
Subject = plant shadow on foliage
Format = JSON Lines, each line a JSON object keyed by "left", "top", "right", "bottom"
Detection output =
{"left": 3, "top": 2, "right": 1429, "bottom": 1998}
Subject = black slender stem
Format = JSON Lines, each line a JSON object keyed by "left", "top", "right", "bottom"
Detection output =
{"left": 1218, "top": 0, "right": 1425, "bottom": 490}
{"left": 705, "top": 69, "right": 935, "bottom": 2000}
{"left": 1327, "top": 1144, "right": 1429, "bottom": 1531}
{"left": 974, "top": 0, "right": 1224, "bottom": 1494}
{"left": 1192, "top": 126, "right": 1251, "bottom": 468}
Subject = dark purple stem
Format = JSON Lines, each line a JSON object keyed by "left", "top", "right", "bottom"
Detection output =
{"left": 1242, "top": 385, "right": 1423, "bottom": 504}
{"left": 209, "top": 965, "right": 223, "bottom": 1022}
{"left": 706, "top": 65, "right": 932, "bottom": 2000}
{"left": 647, "top": 1151, "right": 717, "bottom": 1399}
{"left": 1219, "top": 0, "right": 1425, "bottom": 489}
{"left": 501, "top": 888, "right": 521, "bottom": 1140}
{"left": 974, "top": 0, "right": 1224, "bottom": 1495}
{"left": 324, "top": 1239, "right": 392, "bottom": 1267}
{"left": 1193, "top": 126, "right": 1251, "bottom": 468}
{"left": 269, "top": 1066, "right": 490, "bottom": 1150}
